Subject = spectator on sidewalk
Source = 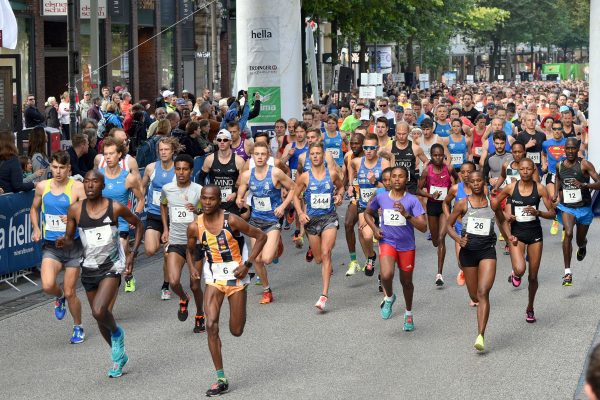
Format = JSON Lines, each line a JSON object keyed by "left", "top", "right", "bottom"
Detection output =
{"left": 0, "top": 132, "right": 35, "bottom": 193}
{"left": 24, "top": 94, "right": 45, "bottom": 128}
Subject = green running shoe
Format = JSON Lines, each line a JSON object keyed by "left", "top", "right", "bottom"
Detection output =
{"left": 474, "top": 334, "right": 484, "bottom": 352}
{"left": 124, "top": 276, "right": 136, "bottom": 293}
{"left": 108, "top": 353, "right": 128, "bottom": 378}
{"left": 380, "top": 294, "right": 396, "bottom": 320}
{"left": 403, "top": 313, "right": 414, "bottom": 331}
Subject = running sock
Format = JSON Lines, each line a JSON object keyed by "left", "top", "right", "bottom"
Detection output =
{"left": 263, "top": 287, "right": 271, "bottom": 293}
{"left": 565, "top": 268, "right": 572, "bottom": 275}
{"left": 405, "top": 310, "right": 413, "bottom": 316}
{"left": 162, "top": 281, "right": 169, "bottom": 290}
{"left": 216, "top": 369, "right": 226, "bottom": 381}
{"left": 111, "top": 327, "right": 122, "bottom": 338}
{"left": 350, "top": 252, "right": 357, "bottom": 262}
{"left": 369, "top": 253, "right": 377, "bottom": 261}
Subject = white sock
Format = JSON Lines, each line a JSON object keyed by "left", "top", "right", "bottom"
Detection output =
{"left": 405, "top": 310, "right": 413, "bottom": 316}
{"left": 384, "top": 295, "right": 393, "bottom": 302}
{"left": 565, "top": 268, "right": 572, "bottom": 275}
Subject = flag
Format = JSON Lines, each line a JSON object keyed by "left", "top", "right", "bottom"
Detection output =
{"left": 305, "top": 21, "right": 319, "bottom": 105}
{"left": 0, "top": 0, "right": 18, "bottom": 49}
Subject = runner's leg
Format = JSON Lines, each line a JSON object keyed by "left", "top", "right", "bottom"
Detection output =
{"left": 204, "top": 285, "right": 226, "bottom": 370}
{"left": 40, "top": 259, "right": 63, "bottom": 298}
{"left": 475, "top": 260, "right": 496, "bottom": 336}
{"left": 166, "top": 252, "right": 186, "bottom": 300}
{"left": 86, "top": 277, "right": 121, "bottom": 345}
{"left": 63, "top": 267, "right": 82, "bottom": 325}
{"left": 526, "top": 242, "right": 543, "bottom": 311}
{"left": 399, "top": 268, "right": 414, "bottom": 311}
{"left": 227, "top": 288, "right": 247, "bottom": 337}
{"left": 318, "top": 228, "right": 337, "bottom": 296}
{"left": 561, "top": 212, "right": 575, "bottom": 270}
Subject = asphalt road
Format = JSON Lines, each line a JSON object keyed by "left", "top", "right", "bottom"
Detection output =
{"left": 1, "top": 204, "right": 599, "bottom": 400}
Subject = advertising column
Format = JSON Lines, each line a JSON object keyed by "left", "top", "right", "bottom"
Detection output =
{"left": 236, "top": 0, "right": 302, "bottom": 133}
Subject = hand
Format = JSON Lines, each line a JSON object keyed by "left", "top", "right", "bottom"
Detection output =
{"left": 367, "top": 171, "right": 375, "bottom": 184}
{"left": 236, "top": 197, "right": 245, "bottom": 209}
{"left": 281, "top": 188, "right": 289, "bottom": 198}
{"left": 189, "top": 263, "right": 202, "bottom": 280}
{"left": 347, "top": 186, "right": 354, "bottom": 197}
{"left": 161, "top": 230, "right": 169, "bottom": 244}
{"left": 394, "top": 201, "right": 407, "bottom": 217}
{"left": 524, "top": 206, "right": 538, "bottom": 217}
{"left": 526, "top": 138, "right": 536, "bottom": 148}
{"left": 185, "top": 202, "right": 196, "bottom": 212}
{"left": 570, "top": 179, "right": 583, "bottom": 189}
{"left": 506, "top": 214, "right": 516, "bottom": 223}
{"left": 233, "top": 262, "right": 249, "bottom": 280}
{"left": 55, "top": 236, "right": 65, "bottom": 248}
{"left": 333, "top": 194, "right": 343, "bottom": 206}
{"left": 489, "top": 177, "right": 498, "bottom": 186}
{"left": 552, "top": 196, "right": 559, "bottom": 206}
{"left": 254, "top": 92, "right": 260, "bottom": 101}
{"left": 509, "top": 235, "right": 519, "bottom": 246}
{"left": 274, "top": 205, "right": 286, "bottom": 218}
{"left": 32, "top": 228, "right": 42, "bottom": 242}
{"left": 459, "top": 235, "right": 468, "bottom": 248}
{"left": 35, "top": 168, "right": 46, "bottom": 177}
{"left": 299, "top": 212, "right": 310, "bottom": 225}
{"left": 432, "top": 190, "right": 441, "bottom": 200}
{"left": 225, "top": 193, "right": 237, "bottom": 202}
{"left": 59, "top": 215, "right": 68, "bottom": 224}
{"left": 373, "top": 227, "right": 383, "bottom": 241}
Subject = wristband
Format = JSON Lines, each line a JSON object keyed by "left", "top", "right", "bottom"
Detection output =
{"left": 244, "top": 261, "right": 253, "bottom": 269}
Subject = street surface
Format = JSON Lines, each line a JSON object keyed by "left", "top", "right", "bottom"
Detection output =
{"left": 1, "top": 203, "right": 599, "bottom": 399}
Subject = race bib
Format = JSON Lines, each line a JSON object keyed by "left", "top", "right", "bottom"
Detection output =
{"left": 352, "top": 178, "right": 359, "bottom": 186}
{"left": 152, "top": 190, "right": 162, "bottom": 206}
{"left": 360, "top": 188, "right": 376, "bottom": 203}
{"left": 451, "top": 153, "right": 464, "bottom": 165}
{"left": 291, "top": 169, "right": 297, "bottom": 181}
{"left": 429, "top": 186, "right": 448, "bottom": 201}
{"left": 563, "top": 189, "right": 582, "bottom": 204}
{"left": 212, "top": 261, "right": 239, "bottom": 281}
{"left": 254, "top": 197, "right": 272, "bottom": 212}
{"left": 474, "top": 147, "right": 483, "bottom": 156}
{"left": 84, "top": 225, "right": 112, "bottom": 247}
{"left": 466, "top": 217, "right": 491, "bottom": 236}
{"left": 527, "top": 152, "right": 541, "bottom": 164}
{"left": 383, "top": 209, "right": 406, "bottom": 226}
{"left": 514, "top": 206, "right": 536, "bottom": 222}
{"left": 220, "top": 188, "right": 232, "bottom": 202}
{"left": 171, "top": 206, "right": 194, "bottom": 223}
{"left": 327, "top": 148, "right": 341, "bottom": 159}
{"left": 45, "top": 214, "right": 66, "bottom": 232}
{"left": 311, "top": 193, "right": 331, "bottom": 209}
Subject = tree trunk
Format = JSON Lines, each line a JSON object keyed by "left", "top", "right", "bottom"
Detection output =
{"left": 406, "top": 35, "right": 415, "bottom": 72}
{"left": 359, "top": 32, "right": 367, "bottom": 75}
{"left": 531, "top": 42, "right": 535, "bottom": 78}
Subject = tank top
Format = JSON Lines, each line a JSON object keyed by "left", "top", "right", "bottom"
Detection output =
{"left": 288, "top": 142, "right": 308, "bottom": 180}
{"left": 304, "top": 168, "right": 335, "bottom": 217}
{"left": 461, "top": 195, "right": 497, "bottom": 250}
{"left": 98, "top": 154, "right": 131, "bottom": 172}
{"left": 419, "top": 135, "right": 438, "bottom": 162}
{"left": 323, "top": 131, "right": 344, "bottom": 166}
{"left": 78, "top": 199, "right": 124, "bottom": 273}
{"left": 434, "top": 121, "right": 451, "bottom": 138}
{"left": 147, "top": 161, "right": 175, "bottom": 216}
{"left": 278, "top": 135, "right": 291, "bottom": 156}
{"left": 303, "top": 152, "right": 328, "bottom": 173}
{"left": 448, "top": 135, "right": 468, "bottom": 168}
{"left": 510, "top": 181, "right": 541, "bottom": 231}
{"left": 41, "top": 178, "right": 78, "bottom": 241}
{"left": 557, "top": 159, "right": 591, "bottom": 208}
{"left": 357, "top": 157, "right": 383, "bottom": 208}
{"left": 426, "top": 164, "right": 452, "bottom": 202}
{"left": 472, "top": 127, "right": 485, "bottom": 158}
{"left": 391, "top": 140, "right": 417, "bottom": 190}
{"left": 505, "top": 160, "right": 521, "bottom": 186}
{"left": 100, "top": 167, "right": 130, "bottom": 232}
{"left": 210, "top": 152, "right": 239, "bottom": 202}
{"left": 249, "top": 165, "right": 283, "bottom": 222}
{"left": 233, "top": 137, "right": 250, "bottom": 161}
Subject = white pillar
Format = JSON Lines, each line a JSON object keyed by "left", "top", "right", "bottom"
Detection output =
{"left": 588, "top": 0, "right": 600, "bottom": 166}
{"left": 236, "top": 0, "right": 302, "bottom": 123}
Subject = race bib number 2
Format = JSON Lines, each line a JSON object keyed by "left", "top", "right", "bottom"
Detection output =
{"left": 84, "top": 225, "right": 112, "bottom": 247}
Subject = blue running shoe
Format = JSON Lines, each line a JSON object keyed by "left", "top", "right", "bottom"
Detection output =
{"left": 54, "top": 296, "right": 66, "bottom": 320}
{"left": 111, "top": 326, "right": 125, "bottom": 362}
{"left": 70, "top": 325, "right": 85, "bottom": 344}
{"left": 380, "top": 294, "right": 396, "bottom": 320}
{"left": 108, "top": 353, "right": 128, "bottom": 378}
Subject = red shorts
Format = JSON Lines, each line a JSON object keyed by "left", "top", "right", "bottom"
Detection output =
{"left": 379, "top": 243, "right": 415, "bottom": 272}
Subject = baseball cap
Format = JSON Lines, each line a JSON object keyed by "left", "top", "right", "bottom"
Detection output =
{"left": 360, "top": 109, "right": 370, "bottom": 121}
{"left": 486, "top": 103, "right": 496, "bottom": 109}
{"left": 395, "top": 105, "right": 404, "bottom": 113}
{"left": 559, "top": 105, "right": 570, "bottom": 113}
{"left": 176, "top": 98, "right": 186, "bottom": 106}
{"left": 182, "top": 89, "right": 189, "bottom": 94}
{"left": 216, "top": 129, "right": 232, "bottom": 140}
{"left": 162, "top": 90, "right": 174, "bottom": 98}
{"left": 114, "top": 85, "right": 123, "bottom": 93}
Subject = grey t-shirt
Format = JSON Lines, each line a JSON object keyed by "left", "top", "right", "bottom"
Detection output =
{"left": 486, "top": 152, "right": 513, "bottom": 179}
{"left": 161, "top": 181, "right": 202, "bottom": 244}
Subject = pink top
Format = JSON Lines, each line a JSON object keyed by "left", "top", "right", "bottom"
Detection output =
{"left": 426, "top": 163, "right": 452, "bottom": 202}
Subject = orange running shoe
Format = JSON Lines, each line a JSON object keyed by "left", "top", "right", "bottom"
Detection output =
{"left": 456, "top": 270, "right": 465, "bottom": 286}
{"left": 259, "top": 289, "right": 274, "bottom": 304}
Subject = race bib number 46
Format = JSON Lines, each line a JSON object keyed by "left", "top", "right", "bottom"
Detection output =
{"left": 45, "top": 214, "right": 66, "bottom": 232}
{"left": 211, "top": 261, "right": 239, "bottom": 281}
{"left": 383, "top": 209, "right": 406, "bottom": 226}
{"left": 171, "top": 206, "right": 194, "bottom": 223}
{"left": 311, "top": 193, "right": 331, "bottom": 209}
{"left": 84, "top": 225, "right": 112, "bottom": 247}
{"left": 466, "top": 217, "right": 491, "bottom": 236}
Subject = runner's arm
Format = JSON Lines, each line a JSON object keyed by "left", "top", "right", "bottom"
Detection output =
{"left": 275, "top": 168, "right": 296, "bottom": 210}
{"left": 582, "top": 160, "right": 600, "bottom": 190}
{"left": 127, "top": 174, "right": 145, "bottom": 213}
{"left": 442, "top": 185, "right": 457, "bottom": 218}
{"left": 114, "top": 202, "right": 144, "bottom": 275}
{"left": 57, "top": 202, "right": 80, "bottom": 249}
{"left": 537, "top": 184, "right": 556, "bottom": 220}
{"left": 141, "top": 162, "right": 156, "bottom": 196}
{"left": 30, "top": 182, "right": 45, "bottom": 241}
{"left": 235, "top": 171, "right": 250, "bottom": 208}
{"left": 229, "top": 214, "right": 267, "bottom": 263}
{"left": 446, "top": 199, "right": 466, "bottom": 244}
{"left": 292, "top": 174, "right": 308, "bottom": 218}
{"left": 186, "top": 222, "right": 202, "bottom": 280}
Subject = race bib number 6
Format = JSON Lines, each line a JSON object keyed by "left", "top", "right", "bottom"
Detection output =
{"left": 212, "top": 261, "right": 239, "bottom": 281}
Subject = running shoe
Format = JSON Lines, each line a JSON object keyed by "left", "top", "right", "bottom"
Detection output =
{"left": 372, "top": 236, "right": 378, "bottom": 244}
{"left": 70, "top": 325, "right": 85, "bottom": 344}
{"left": 206, "top": 379, "right": 229, "bottom": 397}
{"left": 469, "top": 300, "right": 479, "bottom": 307}
{"left": 293, "top": 234, "right": 304, "bottom": 249}
{"left": 508, "top": 271, "right": 522, "bottom": 288}
{"left": 193, "top": 315, "right": 206, "bottom": 333}
{"left": 562, "top": 273, "right": 573, "bottom": 287}
{"left": 550, "top": 219, "right": 559, "bottom": 235}
{"left": 54, "top": 296, "right": 66, "bottom": 320}
{"left": 498, "top": 233, "right": 505, "bottom": 241}
{"left": 283, "top": 220, "right": 291, "bottom": 230}
{"left": 380, "top": 294, "right": 396, "bottom": 320}
{"left": 526, "top": 309, "right": 536, "bottom": 323}
{"left": 562, "top": 230, "right": 565, "bottom": 241}
{"left": 378, "top": 274, "right": 383, "bottom": 292}
{"left": 577, "top": 246, "right": 587, "bottom": 261}
{"left": 435, "top": 274, "right": 444, "bottom": 286}
{"left": 364, "top": 255, "right": 376, "bottom": 277}
{"left": 108, "top": 353, "right": 128, "bottom": 378}
{"left": 504, "top": 244, "right": 510, "bottom": 255}
{"left": 306, "top": 247, "right": 314, "bottom": 262}
{"left": 111, "top": 326, "right": 125, "bottom": 362}
{"left": 403, "top": 313, "right": 414, "bottom": 331}
{"left": 178, "top": 295, "right": 190, "bottom": 321}
{"left": 161, "top": 288, "right": 172, "bottom": 300}
{"left": 474, "top": 334, "right": 484, "bottom": 352}
{"left": 255, "top": 276, "right": 262, "bottom": 286}
{"left": 315, "top": 295, "right": 328, "bottom": 311}
{"left": 124, "top": 276, "right": 136, "bottom": 293}
{"left": 426, "top": 232, "right": 432, "bottom": 241}
{"left": 259, "top": 289, "right": 274, "bottom": 304}
{"left": 456, "top": 270, "right": 465, "bottom": 286}
{"left": 345, "top": 260, "right": 359, "bottom": 277}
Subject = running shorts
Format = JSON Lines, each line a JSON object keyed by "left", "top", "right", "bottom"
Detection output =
{"left": 459, "top": 246, "right": 496, "bottom": 267}
{"left": 305, "top": 213, "right": 339, "bottom": 236}
{"left": 379, "top": 243, "right": 415, "bottom": 272}
{"left": 43, "top": 239, "right": 83, "bottom": 268}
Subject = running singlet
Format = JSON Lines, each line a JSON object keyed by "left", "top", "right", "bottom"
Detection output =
{"left": 210, "top": 153, "right": 239, "bottom": 202}
{"left": 448, "top": 135, "right": 468, "bottom": 168}
{"left": 461, "top": 196, "right": 497, "bottom": 250}
{"left": 147, "top": 162, "right": 175, "bottom": 216}
{"left": 426, "top": 163, "right": 451, "bottom": 202}
{"left": 100, "top": 168, "right": 130, "bottom": 232}
{"left": 233, "top": 137, "right": 250, "bottom": 161}
{"left": 454, "top": 182, "right": 468, "bottom": 232}
{"left": 161, "top": 182, "right": 202, "bottom": 244}
{"left": 78, "top": 199, "right": 125, "bottom": 274}
{"left": 98, "top": 154, "right": 131, "bottom": 172}
{"left": 323, "top": 131, "right": 344, "bottom": 166}
{"left": 368, "top": 191, "right": 424, "bottom": 251}
{"left": 357, "top": 157, "right": 383, "bottom": 209}
{"left": 542, "top": 138, "right": 566, "bottom": 174}
{"left": 557, "top": 159, "right": 591, "bottom": 208}
{"left": 434, "top": 121, "right": 451, "bottom": 138}
{"left": 471, "top": 128, "right": 485, "bottom": 158}
{"left": 197, "top": 213, "right": 248, "bottom": 286}
{"left": 288, "top": 142, "right": 308, "bottom": 180}
{"left": 505, "top": 160, "right": 521, "bottom": 185}
{"left": 304, "top": 169, "right": 335, "bottom": 217}
{"left": 509, "top": 181, "right": 541, "bottom": 232}
{"left": 419, "top": 135, "right": 438, "bottom": 162}
{"left": 391, "top": 140, "right": 417, "bottom": 191}
{"left": 249, "top": 165, "right": 283, "bottom": 222}
{"left": 42, "top": 178, "right": 79, "bottom": 241}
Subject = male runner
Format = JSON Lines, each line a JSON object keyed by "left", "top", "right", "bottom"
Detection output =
{"left": 542, "top": 120, "right": 567, "bottom": 235}
{"left": 229, "top": 121, "right": 253, "bottom": 162}
{"left": 384, "top": 121, "right": 429, "bottom": 194}
{"left": 343, "top": 133, "right": 365, "bottom": 273}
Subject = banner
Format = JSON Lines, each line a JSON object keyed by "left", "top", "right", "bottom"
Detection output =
{"left": 305, "top": 22, "right": 319, "bottom": 104}
{"left": 41, "top": 0, "right": 107, "bottom": 18}
{"left": 248, "top": 86, "right": 281, "bottom": 123}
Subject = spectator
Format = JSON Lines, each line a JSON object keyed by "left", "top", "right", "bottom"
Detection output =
{"left": 121, "top": 91, "right": 133, "bottom": 117}
{"left": 87, "top": 97, "right": 103, "bottom": 122}
{"left": 182, "top": 89, "right": 196, "bottom": 104}
{"left": 127, "top": 110, "right": 146, "bottom": 155}
{"left": 20, "top": 155, "right": 44, "bottom": 184}
{"left": 79, "top": 118, "right": 98, "bottom": 132}
{"left": 198, "top": 101, "right": 221, "bottom": 142}
{"left": 197, "top": 119, "right": 214, "bottom": 154}
{"left": 24, "top": 94, "right": 45, "bottom": 128}
{"left": 147, "top": 107, "right": 167, "bottom": 138}
{"left": 67, "top": 133, "right": 89, "bottom": 177}
{"left": 111, "top": 93, "right": 123, "bottom": 117}
{"left": 58, "top": 91, "right": 71, "bottom": 139}
{"left": 166, "top": 112, "right": 182, "bottom": 136}
{"left": 155, "top": 119, "right": 171, "bottom": 137}
{"left": 123, "top": 103, "right": 144, "bottom": 132}
{"left": 45, "top": 96, "right": 60, "bottom": 129}
{"left": 79, "top": 91, "right": 93, "bottom": 120}
{"left": 79, "top": 128, "right": 98, "bottom": 173}
{"left": 104, "top": 102, "right": 123, "bottom": 128}
{"left": 587, "top": 344, "right": 600, "bottom": 400}
{"left": 0, "top": 132, "right": 35, "bottom": 193}
{"left": 27, "top": 126, "right": 50, "bottom": 176}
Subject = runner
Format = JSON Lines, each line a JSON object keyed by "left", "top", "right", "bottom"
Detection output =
{"left": 445, "top": 118, "right": 472, "bottom": 170}
{"left": 553, "top": 137, "right": 600, "bottom": 286}
{"left": 30, "top": 151, "right": 87, "bottom": 343}
{"left": 516, "top": 112, "right": 546, "bottom": 174}
{"left": 236, "top": 142, "right": 296, "bottom": 304}
{"left": 433, "top": 105, "right": 451, "bottom": 138}
{"left": 229, "top": 121, "right": 253, "bottom": 161}
{"left": 471, "top": 114, "right": 487, "bottom": 165}
{"left": 161, "top": 154, "right": 205, "bottom": 331}
{"left": 446, "top": 170, "right": 510, "bottom": 352}
{"left": 323, "top": 114, "right": 347, "bottom": 167}
{"left": 141, "top": 136, "right": 179, "bottom": 300}
{"left": 365, "top": 166, "right": 427, "bottom": 330}
{"left": 293, "top": 142, "right": 344, "bottom": 310}
{"left": 186, "top": 185, "right": 267, "bottom": 396}
{"left": 343, "top": 133, "right": 365, "bottom": 275}
{"left": 95, "top": 127, "right": 141, "bottom": 179}
{"left": 417, "top": 144, "right": 456, "bottom": 285}
{"left": 58, "top": 169, "right": 144, "bottom": 377}
{"left": 347, "top": 134, "right": 391, "bottom": 277}
{"left": 99, "top": 137, "right": 145, "bottom": 293}
{"left": 296, "top": 128, "right": 338, "bottom": 175}
{"left": 542, "top": 120, "right": 567, "bottom": 235}
{"left": 493, "top": 158, "right": 555, "bottom": 323}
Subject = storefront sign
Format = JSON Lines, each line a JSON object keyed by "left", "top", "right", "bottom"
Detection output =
{"left": 0, "top": 67, "right": 12, "bottom": 135}
{"left": 41, "top": 0, "right": 107, "bottom": 18}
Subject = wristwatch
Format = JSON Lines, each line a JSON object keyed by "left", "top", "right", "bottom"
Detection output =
{"left": 244, "top": 261, "right": 253, "bottom": 269}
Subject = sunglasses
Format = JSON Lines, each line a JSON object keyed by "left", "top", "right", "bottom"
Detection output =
{"left": 362, "top": 145, "right": 377, "bottom": 151}
{"left": 355, "top": 109, "right": 363, "bottom": 113}
{"left": 552, "top": 128, "right": 563, "bottom": 131}
{"left": 216, "top": 138, "right": 230, "bottom": 143}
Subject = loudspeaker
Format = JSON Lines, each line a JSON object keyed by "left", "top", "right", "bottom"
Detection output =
{"left": 546, "top": 74, "right": 559, "bottom": 82}
{"left": 332, "top": 65, "right": 353, "bottom": 92}
{"left": 404, "top": 72, "right": 415, "bottom": 87}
